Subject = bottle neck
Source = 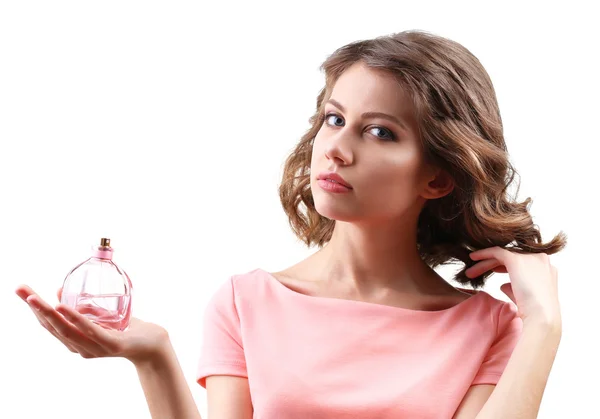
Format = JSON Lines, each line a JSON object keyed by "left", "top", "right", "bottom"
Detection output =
{"left": 92, "top": 247, "right": 113, "bottom": 260}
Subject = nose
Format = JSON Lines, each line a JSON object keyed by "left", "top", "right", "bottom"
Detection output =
{"left": 324, "top": 130, "right": 354, "bottom": 166}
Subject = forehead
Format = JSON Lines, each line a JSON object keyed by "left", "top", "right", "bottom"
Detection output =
{"left": 328, "top": 62, "right": 414, "bottom": 120}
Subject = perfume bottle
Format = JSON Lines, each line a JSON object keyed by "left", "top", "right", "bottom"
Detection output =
{"left": 60, "top": 238, "right": 133, "bottom": 331}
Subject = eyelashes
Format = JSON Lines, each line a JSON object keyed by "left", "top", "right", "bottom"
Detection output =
{"left": 323, "top": 112, "right": 397, "bottom": 142}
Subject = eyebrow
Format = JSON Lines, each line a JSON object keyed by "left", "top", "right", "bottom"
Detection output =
{"left": 326, "top": 98, "right": 409, "bottom": 131}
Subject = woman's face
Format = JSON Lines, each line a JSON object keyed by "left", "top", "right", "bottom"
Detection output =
{"left": 310, "top": 61, "right": 445, "bottom": 224}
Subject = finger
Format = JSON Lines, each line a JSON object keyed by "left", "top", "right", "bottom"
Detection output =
{"left": 57, "top": 287, "right": 63, "bottom": 302}
{"left": 27, "top": 295, "right": 106, "bottom": 354}
{"left": 499, "top": 283, "right": 522, "bottom": 318}
{"left": 27, "top": 298, "right": 61, "bottom": 337}
{"left": 470, "top": 246, "right": 507, "bottom": 261}
{"left": 21, "top": 290, "right": 104, "bottom": 358}
{"left": 500, "top": 282, "right": 517, "bottom": 305}
{"left": 15, "top": 284, "right": 38, "bottom": 302}
{"left": 466, "top": 258, "right": 504, "bottom": 278}
{"left": 55, "top": 303, "right": 121, "bottom": 354}
{"left": 26, "top": 299, "right": 80, "bottom": 354}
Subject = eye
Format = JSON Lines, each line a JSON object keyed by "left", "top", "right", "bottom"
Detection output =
{"left": 324, "top": 112, "right": 397, "bottom": 142}
{"left": 324, "top": 113, "right": 345, "bottom": 127}
{"left": 367, "top": 126, "right": 396, "bottom": 141}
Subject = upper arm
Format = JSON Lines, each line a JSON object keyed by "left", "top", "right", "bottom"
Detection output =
{"left": 198, "top": 277, "right": 251, "bottom": 418}
{"left": 206, "top": 375, "right": 253, "bottom": 419}
{"left": 452, "top": 384, "right": 495, "bottom": 419}
{"left": 454, "top": 302, "right": 521, "bottom": 418}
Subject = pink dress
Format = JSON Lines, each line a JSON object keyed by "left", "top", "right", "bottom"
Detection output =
{"left": 196, "top": 268, "right": 522, "bottom": 418}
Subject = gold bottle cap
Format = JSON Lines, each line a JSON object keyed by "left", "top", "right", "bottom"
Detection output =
{"left": 100, "top": 238, "right": 111, "bottom": 247}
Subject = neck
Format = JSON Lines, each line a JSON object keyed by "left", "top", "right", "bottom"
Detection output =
{"left": 310, "top": 215, "right": 445, "bottom": 295}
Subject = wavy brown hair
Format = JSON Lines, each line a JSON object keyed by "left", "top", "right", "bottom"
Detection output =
{"left": 278, "top": 29, "right": 567, "bottom": 289}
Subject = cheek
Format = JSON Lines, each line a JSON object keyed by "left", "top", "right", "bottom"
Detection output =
{"left": 361, "top": 152, "right": 422, "bottom": 191}
{"left": 310, "top": 133, "right": 326, "bottom": 169}
{"left": 361, "top": 155, "right": 418, "bottom": 205}
{"left": 312, "top": 131, "right": 324, "bottom": 152}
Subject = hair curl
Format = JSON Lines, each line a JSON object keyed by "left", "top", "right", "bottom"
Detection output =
{"left": 278, "top": 29, "right": 567, "bottom": 289}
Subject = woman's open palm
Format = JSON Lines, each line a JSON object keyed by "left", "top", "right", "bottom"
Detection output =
{"left": 15, "top": 285, "right": 169, "bottom": 363}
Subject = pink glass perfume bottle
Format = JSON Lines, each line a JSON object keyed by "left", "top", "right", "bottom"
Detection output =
{"left": 60, "top": 238, "right": 133, "bottom": 331}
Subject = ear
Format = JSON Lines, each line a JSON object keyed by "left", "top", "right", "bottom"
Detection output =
{"left": 420, "top": 167, "right": 454, "bottom": 200}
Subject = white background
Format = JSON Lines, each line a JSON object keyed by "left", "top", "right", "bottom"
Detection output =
{"left": 1, "top": 1, "right": 597, "bottom": 418}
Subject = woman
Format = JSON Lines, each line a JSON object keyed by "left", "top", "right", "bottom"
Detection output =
{"left": 16, "top": 29, "right": 566, "bottom": 418}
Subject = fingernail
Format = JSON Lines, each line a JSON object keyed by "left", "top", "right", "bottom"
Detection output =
{"left": 29, "top": 300, "right": 40, "bottom": 310}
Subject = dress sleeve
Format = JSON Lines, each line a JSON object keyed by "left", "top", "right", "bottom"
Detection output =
{"left": 196, "top": 276, "right": 248, "bottom": 388}
{"left": 472, "top": 301, "right": 523, "bottom": 385}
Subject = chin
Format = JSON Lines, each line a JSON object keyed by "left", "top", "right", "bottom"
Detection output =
{"left": 313, "top": 199, "right": 361, "bottom": 222}
{"left": 310, "top": 181, "right": 361, "bottom": 221}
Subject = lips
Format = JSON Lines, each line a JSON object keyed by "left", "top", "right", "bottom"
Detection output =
{"left": 317, "top": 171, "right": 353, "bottom": 189}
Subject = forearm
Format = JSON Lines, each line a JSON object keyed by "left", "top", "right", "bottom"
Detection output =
{"left": 133, "top": 339, "right": 202, "bottom": 419}
{"left": 476, "top": 316, "right": 562, "bottom": 419}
